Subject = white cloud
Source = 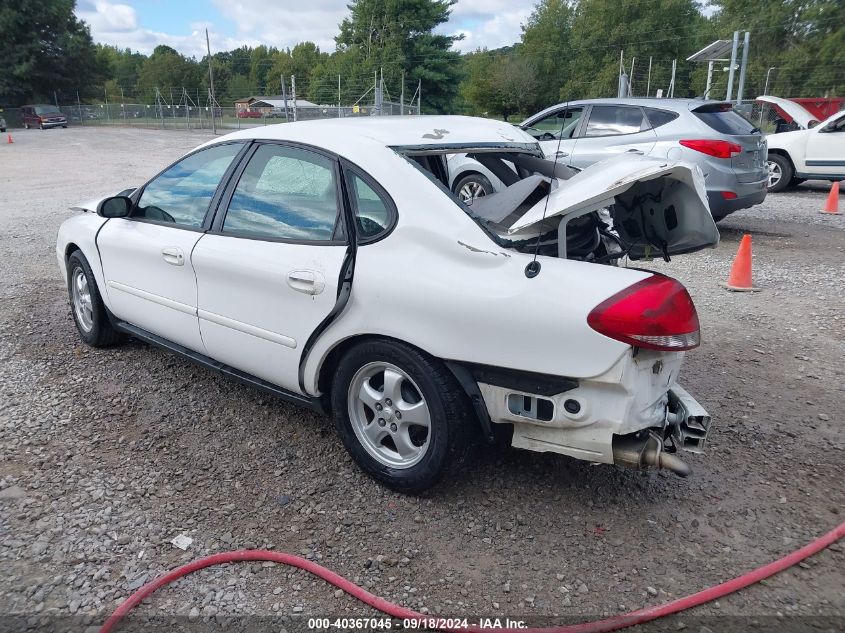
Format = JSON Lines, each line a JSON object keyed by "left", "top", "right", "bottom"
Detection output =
{"left": 76, "top": 0, "right": 539, "bottom": 58}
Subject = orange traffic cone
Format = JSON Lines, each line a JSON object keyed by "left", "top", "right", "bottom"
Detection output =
{"left": 820, "top": 181, "right": 841, "bottom": 215}
{"left": 6, "top": 133, "right": 12, "bottom": 144}
{"left": 720, "top": 234, "right": 761, "bottom": 292}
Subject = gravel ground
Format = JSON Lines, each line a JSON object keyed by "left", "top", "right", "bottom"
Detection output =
{"left": 0, "top": 127, "right": 843, "bottom": 633}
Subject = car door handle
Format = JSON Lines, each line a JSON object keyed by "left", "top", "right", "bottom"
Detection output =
{"left": 554, "top": 150, "right": 569, "bottom": 158}
{"left": 287, "top": 270, "right": 326, "bottom": 295}
{"left": 161, "top": 246, "right": 184, "bottom": 266}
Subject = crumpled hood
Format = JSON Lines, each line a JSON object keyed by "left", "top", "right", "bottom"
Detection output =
{"left": 507, "top": 154, "right": 719, "bottom": 259}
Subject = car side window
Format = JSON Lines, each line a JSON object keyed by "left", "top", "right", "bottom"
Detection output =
{"left": 346, "top": 170, "right": 392, "bottom": 241}
{"left": 584, "top": 105, "right": 648, "bottom": 137}
{"left": 134, "top": 143, "right": 242, "bottom": 228}
{"left": 222, "top": 144, "right": 340, "bottom": 241}
{"left": 528, "top": 107, "right": 584, "bottom": 139}
{"left": 644, "top": 107, "right": 680, "bottom": 129}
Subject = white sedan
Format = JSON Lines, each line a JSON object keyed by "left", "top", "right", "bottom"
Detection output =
{"left": 57, "top": 116, "right": 714, "bottom": 493}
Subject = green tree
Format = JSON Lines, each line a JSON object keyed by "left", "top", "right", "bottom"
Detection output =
{"left": 520, "top": 0, "right": 574, "bottom": 106}
{"left": 711, "top": 0, "right": 845, "bottom": 97}
{"left": 559, "top": 0, "right": 706, "bottom": 100}
{"left": 335, "top": 0, "right": 463, "bottom": 112}
{"left": 0, "top": 0, "right": 106, "bottom": 104}
{"left": 136, "top": 45, "right": 201, "bottom": 102}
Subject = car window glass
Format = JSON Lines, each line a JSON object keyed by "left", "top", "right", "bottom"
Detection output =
{"left": 223, "top": 144, "right": 339, "bottom": 241}
{"left": 528, "top": 107, "right": 583, "bottom": 139}
{"left": 348, "top": 172, "right": 391, "bottom": 240}
{"left": 693, "top": 108, "right": 758, "bottom": 135}
{"left": 134, "top": 143, "right": 242, "bottom": 228}
{"left": 644, "top": 108, "right": 679, "bottom": 129}
{"left": 584, "top": 105, "right": 647, "bottom": 137}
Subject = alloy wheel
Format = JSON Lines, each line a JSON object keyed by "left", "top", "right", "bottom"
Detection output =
{"left": 71, "top": 268, "right": 94, "bottom": 332}
{"left": 767, "top": 160, "right": 782, "bottom": 189}
{"left": 347, "top": 362, "right": 432, "bottom": 469}
{"left": 458, "top": 181, "right": 487, "bottom": 203}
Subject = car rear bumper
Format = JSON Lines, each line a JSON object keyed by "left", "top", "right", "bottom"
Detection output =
{"left": 477, "top": 349, "right": 710, "bottom": 471}
{"left": 707, "top": 178, "right": 767, "bottom": 219}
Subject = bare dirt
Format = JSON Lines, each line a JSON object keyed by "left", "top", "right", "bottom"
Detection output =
{"left": 0, "top": 127, "right": 842, "bottom": 632}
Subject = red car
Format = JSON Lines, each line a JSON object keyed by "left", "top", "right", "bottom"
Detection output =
{"left": 236, "top": 110, "right": 263, "bottom": 119}
{"left": 22, "top": 104, "right": 68, "bottom": 129}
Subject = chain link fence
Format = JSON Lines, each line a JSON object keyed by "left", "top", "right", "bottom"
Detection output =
{"left": 0, "top": 100, "right": 417, "bottom": 132}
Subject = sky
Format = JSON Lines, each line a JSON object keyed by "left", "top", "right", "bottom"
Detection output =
{"left": 74, "top": 0, "right": 537, "bottom": 58}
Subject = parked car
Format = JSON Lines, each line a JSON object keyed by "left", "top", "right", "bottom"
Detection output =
{"left": 449, "top": 98, "right": 768, "bottom": 221}
{"left": 236, "top": 110, "right": 263, "bottom": 119}
{"left": 22, "top": 104, "right": 68, "bottom": 129}
{"left": 758, "top": 96, "right": 845, "bottom": 192}
{"left": 0, "top": 115, "right": 5, "bottom": 133}
{"left": 56, "top": 116, "right": 713, "bottom": 493}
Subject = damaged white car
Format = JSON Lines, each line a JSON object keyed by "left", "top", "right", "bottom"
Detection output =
{"left": 56, "top": 116, "right": 715, "bottom": 493}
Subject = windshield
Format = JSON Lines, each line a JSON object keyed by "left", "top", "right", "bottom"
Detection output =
{"left": 35, "top": 106, "right": 61, "bottom": 115}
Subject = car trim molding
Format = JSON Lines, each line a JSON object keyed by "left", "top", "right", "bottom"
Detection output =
{"left": 106, "top": 280, "right": 196, "bottom": 316}
{"left": 198, "top": 309, "right": 297, "bottom": 349}
{"left": 805, "top": 159, "right": 845, "bottom": 167}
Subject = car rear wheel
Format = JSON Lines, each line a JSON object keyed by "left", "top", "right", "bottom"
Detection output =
{"left": 766, "top": 154, "right": 793, "bottom": 193}
{"left": 331, "top": 340, "right": 472, "bottom": 494}
{"left": 454, "top": 173, "right": 493, "bottom": 203}
{"left": 67, "top": 251, "right": 125, "bottom": 347}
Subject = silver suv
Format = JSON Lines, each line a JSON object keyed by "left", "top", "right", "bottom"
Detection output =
{"left": 449, "top": 98, "right": 768, "bottom": 220}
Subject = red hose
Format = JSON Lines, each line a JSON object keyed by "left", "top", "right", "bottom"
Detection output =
{"left": 99, "top": 520, "right": 845, "bottom": 633}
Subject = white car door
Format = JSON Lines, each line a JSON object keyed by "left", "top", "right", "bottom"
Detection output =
{"left": 804, "top": 112, "right": 845, "bottom": 176}
{"left": 97, "top": 142, "right": 245, "bottom": 352}
{"left": 521, "top": 106, "right": 585, "bottom": 164}
{"left": 192, "top": 142, "right": 392, "bottom": 394}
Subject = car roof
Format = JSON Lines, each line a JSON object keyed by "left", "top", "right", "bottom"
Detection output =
{"left": 523, "top": 98, "right": 730, "bottom": 124}
{"left": 202, "top": 115, "right": 539, "bottom": 155}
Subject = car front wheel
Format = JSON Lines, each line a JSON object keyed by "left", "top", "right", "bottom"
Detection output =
{"left": 766, "top": 154, "right": 793, "bottom": 193}
{"left": 331, "top": 340, "right": 471, "bottom": 494}
{"left": 454, "top": 173, "right": 493, "bottom": 203}
{"left": 67, "top": 251, "right": 125, "bottom": 347}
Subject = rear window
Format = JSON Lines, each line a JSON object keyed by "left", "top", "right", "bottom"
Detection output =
{"left": 644, "top": 108, "right": 679, "bottom": 129}
{"left": 693, "top": 107, "right": 758, "bottom": 135}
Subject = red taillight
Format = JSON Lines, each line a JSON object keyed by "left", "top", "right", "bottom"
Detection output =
{"left": 587, "top": 275, "right": 700, "bottom": 351}
{"left": 721, "top": 191, "right": 738, "bottom": 200}
{"left": 679, "top": 139, "right": 742, "bottom": 159}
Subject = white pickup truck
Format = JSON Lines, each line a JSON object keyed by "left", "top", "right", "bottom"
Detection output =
{"left": 760, "top": 96, "right": 845, "bottom": 192}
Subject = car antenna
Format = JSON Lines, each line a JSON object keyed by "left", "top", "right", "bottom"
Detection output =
{"left": 525, "top": 111, "right": 568, "bottom": 279}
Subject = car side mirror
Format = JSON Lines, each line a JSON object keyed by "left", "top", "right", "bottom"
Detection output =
{"left": 97, "top": 196, "right": 132, "bottom": 218}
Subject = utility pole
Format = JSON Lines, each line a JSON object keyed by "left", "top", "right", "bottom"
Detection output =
{"left": 291, "top": 75, "right": 297, "bottom": 122}
{"left": 373, "top": 70, "right": 379, "bottom": 114}
{"left": 338, "top": 74, "right": 342, "bottom": 118}
{"left": 77, "top": 91, "right": 84, "bottom": 126}
{"left": 281, "top": 78, "right": 289, "bottom": 122}
{"left": 725, "top": 30, "right": 739, "bottom": 102}
{"left": 104, "top": 86, "right": 110, "bottom": 124}
{"left": 628, "top": 57, "right": 635, "bottom": 96}
{"left": 736, "top": 31, "right": 750, "bottom": 104}
{"left": 669, "top": 59, "right": 677, "bottom": 98}
{"left": 400, "top": 71, "right": 405, "bottom": 113}
{"left": 646, "top": 57, "right": 652, "bottom": 97}
{"left": 206, "top": 28, "right": 217, "bottom": 134}
{"left": 417, "top": 79, "right": 421, "bottom": 115}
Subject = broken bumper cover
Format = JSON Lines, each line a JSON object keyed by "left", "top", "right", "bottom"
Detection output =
{"left": 477, "top": 350, "right": 710, "bottom": 473}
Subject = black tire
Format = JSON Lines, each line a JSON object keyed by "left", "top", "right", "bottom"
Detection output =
{"left": 62, "top": 125, "right": 67, "bottom": 128}
{"left": 789, "top": 177, "right": 806, "bottom": 188}
{"left": 66, "top": 251, "right": 125, "bottom": 347}
{"left": 453, "top": 173, "right": 494, "bottom": 202}
{"left": 767, "top": 154, "right": 793, "bottom": 193}
{"left": 331, "top": 339, "right": 473, "bottom": 494}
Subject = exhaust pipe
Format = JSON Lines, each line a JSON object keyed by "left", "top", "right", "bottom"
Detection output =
{"left": 612, "top": 432, "right": 691, "bottom": 477}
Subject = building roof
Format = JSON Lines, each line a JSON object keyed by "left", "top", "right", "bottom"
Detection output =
{"left": 252, "top": 98, "right": 321, "bottom": 109}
